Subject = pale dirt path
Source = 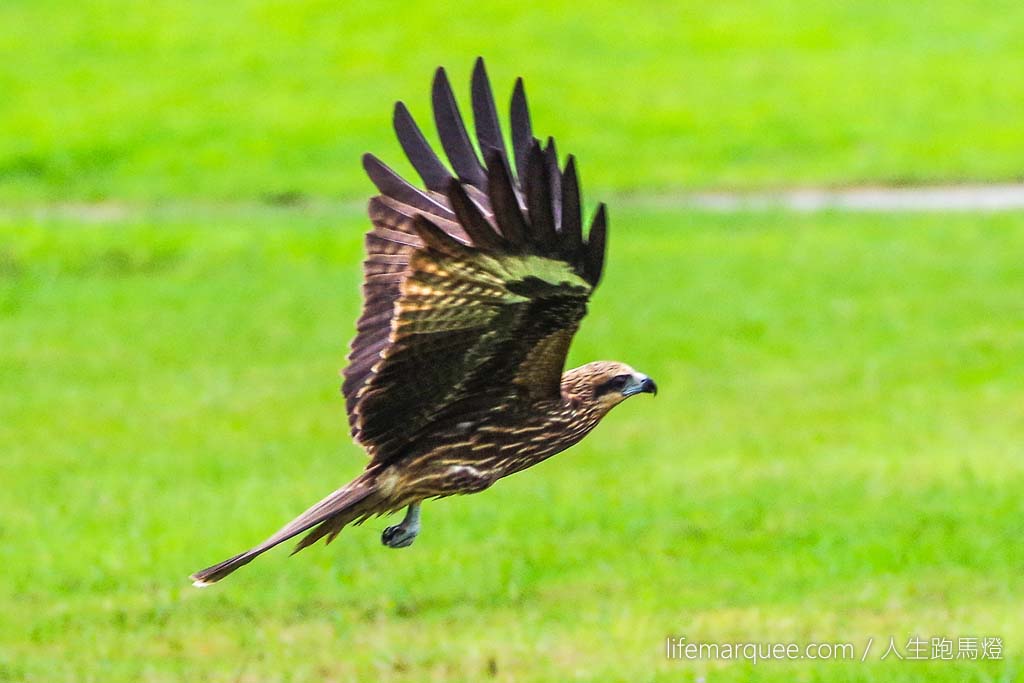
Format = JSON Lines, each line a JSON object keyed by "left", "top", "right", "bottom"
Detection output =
{"left": 673, "top": 184, "right": 1024, "bottom": 212}
{"left": 6, "top": 184, "right": 1024, "bottom": 222}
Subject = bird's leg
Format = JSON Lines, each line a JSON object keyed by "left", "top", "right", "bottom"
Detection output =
{"left": 381, "top": 502, "right": 421, "bottom": 549}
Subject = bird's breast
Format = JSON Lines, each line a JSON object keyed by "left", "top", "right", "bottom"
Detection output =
{"left": 387, "top": 402, "right": 601, "bottom": 497}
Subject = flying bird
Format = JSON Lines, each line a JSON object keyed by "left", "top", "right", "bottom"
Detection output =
{"left": 191, "top": 58, "right": 656, "bottom": 586}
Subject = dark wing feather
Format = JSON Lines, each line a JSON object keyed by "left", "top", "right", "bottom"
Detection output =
{"left": 470, "top": 58, "right": 508, "bottom": 163}
{"left": 525, "top": 141, "right": 557, "bottom": 248}
{"left": 341, "top": 196, "right": 421, "bottom": 432}
{"left": 432, "top": 68, "right": 487, "bottom": 190}
{"left": 510, "top": 78, "right": 533, "bottom": 184}
{"left": 344, "top": 59, "right": 609, "bottom": 462}
{"left": 560, "top": 155, "right": 585, "bottom": 256}
{"left": 544, "top": 137, "right": 562, "bottom": 229}
{"left": 484, "top": 147, "right": 530, "bottom": 247}
{"left": 584, "top": 203, "right": 608, "bottom": 287}
{"left": 362, "top": 153, "right": 453, "bottom": 219}
{"left": 394, "top": 102, "right": 452, "bottom": 193}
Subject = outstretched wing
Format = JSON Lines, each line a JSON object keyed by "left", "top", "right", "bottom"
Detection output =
{"left": 343, "top": 58, "right": 608, "bottom": 464}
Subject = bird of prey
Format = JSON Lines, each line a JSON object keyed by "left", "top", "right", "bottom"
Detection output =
{"left": 190, "top": 58, "right": 656, "bottom": 586}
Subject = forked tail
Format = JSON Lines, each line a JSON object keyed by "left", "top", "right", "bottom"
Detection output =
{"left": 189, "top": 471, "right": 378, "bottom": 586}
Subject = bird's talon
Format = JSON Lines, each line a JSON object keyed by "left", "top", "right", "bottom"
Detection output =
{"left": 382, "top": 503, "right": 421, "bottom": 548}
{"left": 382, "top": 524, "right": 417, "bottom": 548}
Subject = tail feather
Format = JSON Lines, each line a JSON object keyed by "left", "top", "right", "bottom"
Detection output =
{"left": 290, "top": 510, "right": 364, "bottom": 554}
{"left": 190, "top": 473, "right": 378, "bottom": 586}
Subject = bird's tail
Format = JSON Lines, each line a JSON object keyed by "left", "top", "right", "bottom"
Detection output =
{"left": 189, "top": 471, "right": 379, "bottom": 587}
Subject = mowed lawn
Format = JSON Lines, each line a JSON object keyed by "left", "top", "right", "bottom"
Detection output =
{"left": 2, "top": 0, "right": 1024, "bottom": 201}
{"left": 1, "top": 206, "right": 1021, "bottom": 682}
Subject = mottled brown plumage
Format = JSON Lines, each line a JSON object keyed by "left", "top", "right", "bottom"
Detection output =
{"left": 190, "top": 59, "right": 655, "bottom": 586}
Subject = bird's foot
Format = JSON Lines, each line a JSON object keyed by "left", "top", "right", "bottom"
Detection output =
{"left": 382, "top": 524, "right": 418, "bottom": 548}
{"left": 382, "top": 503, "right": 421, "bottom": 549}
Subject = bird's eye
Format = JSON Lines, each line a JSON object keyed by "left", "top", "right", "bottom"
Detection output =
{"left": 598, "top": 374, "right": 630, "bottom": 395}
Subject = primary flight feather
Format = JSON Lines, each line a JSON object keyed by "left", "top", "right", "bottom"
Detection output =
{"left": 191, "top": 58, "right": 656, "bottom": 586}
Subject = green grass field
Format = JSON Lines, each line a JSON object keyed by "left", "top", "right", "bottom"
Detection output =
{"left": 3, "top": 0, "right": 1024, "bottom": 201}
{"left": 2, "top": 207, "right": 1022, "bottom": 681}
{"left": 3, "top": 1, "right": 1024, "bottom": 681}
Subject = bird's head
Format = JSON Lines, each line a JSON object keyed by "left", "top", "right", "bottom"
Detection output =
{"left": 562, "top": 361, "right": 657, "bottom": 414}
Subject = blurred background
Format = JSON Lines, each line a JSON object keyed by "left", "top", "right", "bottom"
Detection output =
{"left": 1, "top": 2, "right": 1022, "bottom": 682}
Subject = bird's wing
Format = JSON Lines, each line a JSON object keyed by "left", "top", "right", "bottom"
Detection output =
{"left": 342, "top": 58, "right": 608, "bottom": 463}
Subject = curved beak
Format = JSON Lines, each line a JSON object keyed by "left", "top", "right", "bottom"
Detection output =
{"left": 623, "top": 374, "right": 658, "bottom": 397}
